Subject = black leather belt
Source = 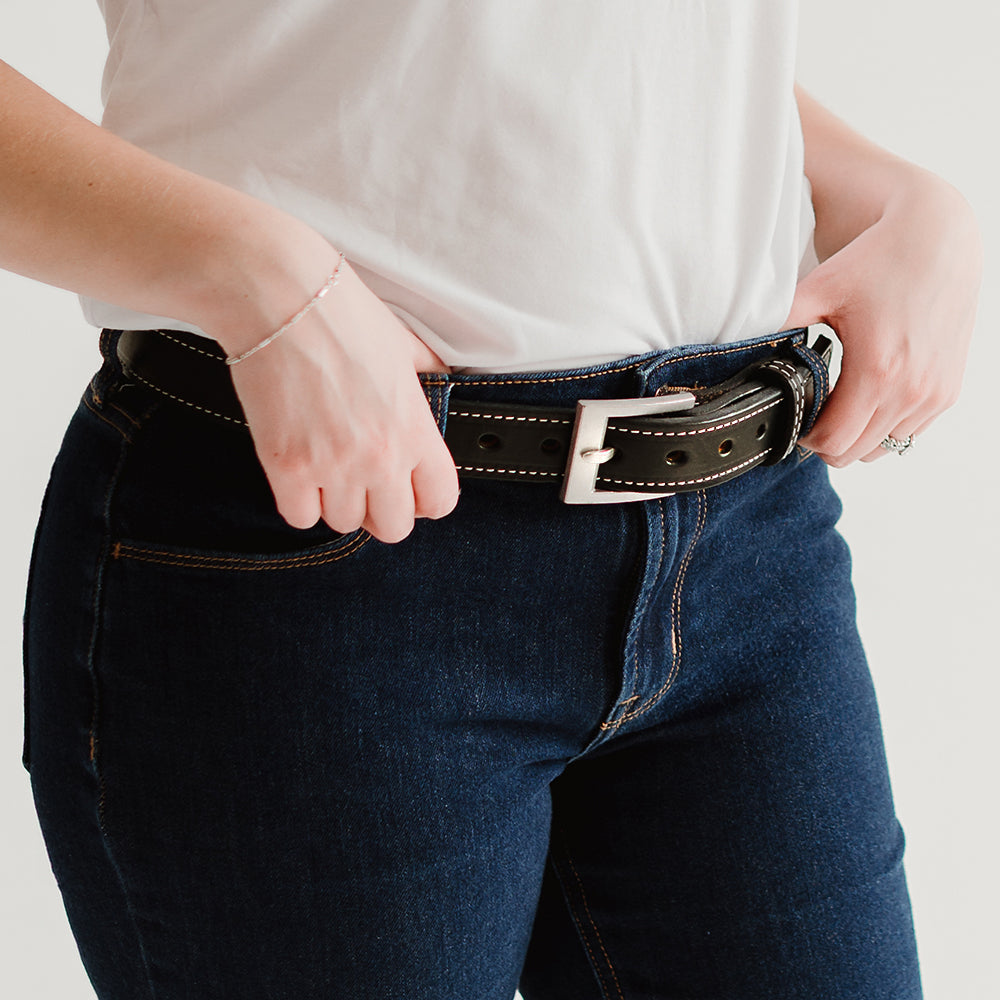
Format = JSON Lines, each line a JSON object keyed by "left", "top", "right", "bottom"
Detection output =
{"left": 115, "top": 329, "right": 830, "bottom": 504}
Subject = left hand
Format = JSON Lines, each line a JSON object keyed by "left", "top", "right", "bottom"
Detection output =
{"left": 787, "top": 172, "right": 982, "bottom": 465}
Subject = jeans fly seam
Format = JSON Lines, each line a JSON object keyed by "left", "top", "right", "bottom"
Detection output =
{"left": 552, "top": 836, "right": 624, "bottom": 1000}
{"left": 613, "top": 490, "right": 708, "bottom": 725}
{"left": 602, "top": 499, "right": 666, "bottom": 730}
{"left": 111, "top": 533, "right": 371, "bottom": 571}
{"left": 87, "top": 428, "right": 160, "bottom": 999}
{"left": 82, "top": 394, "right": 134, "bottom": 444}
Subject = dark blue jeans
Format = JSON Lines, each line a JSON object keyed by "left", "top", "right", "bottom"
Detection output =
{"left": 23, "top": 329, "right": 921, "bottom": 999}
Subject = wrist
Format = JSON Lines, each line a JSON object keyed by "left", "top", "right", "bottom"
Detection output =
{"left": 812, "top": 157, "right": 945, "bottom": 261}
{"left": 886, "top": 169, "right": 983, "bottom": 277}
{"left": 180, "top": 200, "right": 343, "bottom": 357}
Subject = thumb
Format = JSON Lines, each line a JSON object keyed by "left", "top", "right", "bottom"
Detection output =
{"left": 783, "top": 260, "right": 837, "bottom": 333}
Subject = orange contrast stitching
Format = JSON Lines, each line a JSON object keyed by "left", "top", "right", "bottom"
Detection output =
{"left": 615, "top": 490, "right": 708, "bottom": 725}
{"left": 556, "top": 878, "right": 613, "bottom": 1000}
{"left": 112, "top": 532, "right": 370, "bottom": 570}
{"left": 107, "top": 399, "right": 142, "bottom": 428}
{"left": 449, "top": 360, "right": 646, "bottom": 387}
{"left": 82, "top": 394, "right": 133, "bottom": 443}
{"left": 601, "top": 499, "right": 666, "bottom": 730}
{"left": 451, "top": 337, "right": 796, "bottom": 388}
{"left": 557, "top": 848, "right": 625, "bottom": 1000}
{"left": 644, "top": 338, "right": 787, "bottom": 380}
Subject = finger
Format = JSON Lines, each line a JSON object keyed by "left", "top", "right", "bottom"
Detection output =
{"left": 782, "top": 265, "right": 834, "bottom": 333}
{"left": 911, "top": 411, "right": 943, "bottom": 440}
{"left": 860, "top": 444, "right": 892, "bottom": 463}
{"left": 842, "top": 408, "right": 917, "bottom": 466}
{"left": 411, "top": 451, "right": 459, "bottom": 521}
{"left": 798, "top": 373, "right": 879, "bottom": 466}
{"left": 269, "top": 473, "right": 323, "bottom": 529}
{"left": 319, "top": 485, "right": 367, "bottom": 535}
{"left": 363, "top": 477, "right": 417, "bottom": 544}
{"left": 860, "top": 424, "right": 917, "bottom": 463}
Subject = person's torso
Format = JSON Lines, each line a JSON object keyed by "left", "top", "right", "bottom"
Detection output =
{"left": 87, "top": 0, "right": 814, "bottom": 371}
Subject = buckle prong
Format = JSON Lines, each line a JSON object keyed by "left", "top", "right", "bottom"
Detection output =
{"left": 561, "top": 393, "right": 697, "bottom": 504}
{"left": 580, "top": 447, "right": 616, "bottom": 465}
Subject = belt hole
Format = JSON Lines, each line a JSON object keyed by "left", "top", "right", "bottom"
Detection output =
{"left": 477, "top": 433, "right": 502, "bottom": 451}
{"left": 539, "top": 437, "right": 562, "bottom": 455}
{"left": 664, "top": 449, "right": 688, "bottom": 467}
{"left": 718, "top": 439, "right": 734, "bottom": 457}
{"left": 756, "top": 422, "right": 767, "bottom": 440}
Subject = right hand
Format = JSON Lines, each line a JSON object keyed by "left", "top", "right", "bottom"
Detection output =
{"left": 225, "top": 262, "right": 459, "bottom": 544}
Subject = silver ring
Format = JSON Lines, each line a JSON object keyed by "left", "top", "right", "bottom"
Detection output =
{"left": 880, "top": 434, "right": 915, "bottom": 456}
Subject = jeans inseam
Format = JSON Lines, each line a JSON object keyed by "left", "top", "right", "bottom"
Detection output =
{"left": 550, "top": 831, "right": 625, "bottom": 1000}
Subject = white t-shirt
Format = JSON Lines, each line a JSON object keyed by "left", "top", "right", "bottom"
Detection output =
{"left": 86, "top": 0, "right": 815, "bottom": 372}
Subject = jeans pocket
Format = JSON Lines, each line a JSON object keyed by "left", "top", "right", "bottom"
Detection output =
{"left": 109, "top": 529, "right": 371, "bottom": 573}
{"left": 103, "top": 390, "right": 376, "bottom": 571}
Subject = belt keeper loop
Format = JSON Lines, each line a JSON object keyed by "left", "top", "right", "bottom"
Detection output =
{"left": 91, "top": 329, "right": 126, "bottom": 406}
{"left": 420, "top": 375, "right": 453, "bottom": 436}
{"left": 757, "top": 358, "right": 808, "bottom": 465}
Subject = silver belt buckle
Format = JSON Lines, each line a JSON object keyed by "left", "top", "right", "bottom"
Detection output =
{"left": 560, "top": 392, "right": 698, "bottom": 504}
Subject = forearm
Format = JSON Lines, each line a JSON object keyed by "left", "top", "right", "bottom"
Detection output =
{"left": 795, "top": 84, "right": 964, "bottom": 262}
{"left": 0, "top": 60, "right": 337, "bottom": 354}
{"left": 0, "top": 59, "right": 457, "bottom": 541}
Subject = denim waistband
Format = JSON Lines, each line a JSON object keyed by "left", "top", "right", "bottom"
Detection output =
{"left": 421, "top": 328, "right": 829, "bottom": 433}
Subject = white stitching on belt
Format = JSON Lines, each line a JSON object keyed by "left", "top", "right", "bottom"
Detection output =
{"left": 605, "top": 399, "right": 780, "bottom": 438}
{"left": 128, "top": 371, "right": 248, "bottom": 426}
{"left": 448, "top": 410, "right": 572, "bottom": 426}
{"left": 760, "top": 360, "right": 805, "bottom": 453}
{"left": 598, "top": 452, "right": 767, "bottom": 489}
{"left": 153, "top": 329, "right": 227, "bottom": 361}
{"left": 455, "top": 465, "right": 561, "bottom": 477}
{"left": 763, "top": 360, "right": 804, "bottom": 428}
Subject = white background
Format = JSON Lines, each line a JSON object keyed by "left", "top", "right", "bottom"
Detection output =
{"left": 1, "top": 4, "right": 997, "bottom": 998}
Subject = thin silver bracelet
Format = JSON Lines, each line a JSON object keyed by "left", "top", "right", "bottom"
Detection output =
{"left": 224, "top": 251, "right": 347, "bottom": 366}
